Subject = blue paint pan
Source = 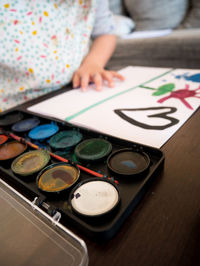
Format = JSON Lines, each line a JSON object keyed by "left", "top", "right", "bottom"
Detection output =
{"left": 11, "top": 117, "right": 40, "bottom": 133}
{"left": 28, "top": 123, "right": 59, "bottom": 141}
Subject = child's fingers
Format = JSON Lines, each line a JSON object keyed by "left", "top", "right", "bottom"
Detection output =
{"left": 102, "top": 72, "right": 114, "bottom": 88}
{"left": 111, "top": 71, "right": 125, "bottom": 81}
{"left": 93, "top": 73, "right": 102, "bottom": 91}
{"left": 72, "top": 73, "right": 80, "bottom": 88}
{"left": 80, "top": 75, "right": 89, "bottom": 91}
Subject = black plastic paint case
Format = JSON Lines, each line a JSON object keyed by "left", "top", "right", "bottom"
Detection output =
{"left": 0, "top": 109, "right": 164, "bottom": 241}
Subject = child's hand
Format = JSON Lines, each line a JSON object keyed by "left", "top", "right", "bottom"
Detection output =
{"left": 72, "top": 63, "right": 125, "bottom": 91}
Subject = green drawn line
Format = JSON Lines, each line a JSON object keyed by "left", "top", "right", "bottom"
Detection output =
{"left": 139, "top": 85, "right": 156, "bottom": 90}
{"left": 65, "top": 68, "right": 174, "bottom": 121}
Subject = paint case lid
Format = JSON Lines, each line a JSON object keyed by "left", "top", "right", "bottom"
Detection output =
{"left": 0, "top": 179, "right": 88, "bottom": 266}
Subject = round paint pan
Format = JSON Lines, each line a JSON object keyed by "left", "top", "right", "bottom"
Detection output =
{"left": 28, "top": 123, "right": 59, "bottom": 141}
{"left": 11, "top": 117, "right": 40, "bottom": 133}
{"left": 11, "top": 150, "right": 50, "bottom": 177}
{"left": 0, "top": 141, "right": 27, "bottom": 162}
{"left": 0, "top": 134, "right": 8, "bottom": 145}
{"left": 74, "top": 138, "right": 112, "bottom": 163}
{"left": 107, "top": 148, "right": 150, "bottom": 177}
{"left": 36, "top": 162, "right": 80, "bottom": 194}
{"left": 0, "top": 111, "right": 24, "bottom": 127}
{"left": 49, "top": 130, "right": 83, "bottom": 151}
{"left": 70, "top": 179, "right": 120, "bottom": 218}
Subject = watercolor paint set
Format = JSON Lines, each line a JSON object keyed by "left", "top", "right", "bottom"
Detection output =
{"left": 0, "top": 109, "right": 164, "bottom": 241}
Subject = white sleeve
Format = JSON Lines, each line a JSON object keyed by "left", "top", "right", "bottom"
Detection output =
{"left": 91, "top": 0, "right": 116, "bottom": 39}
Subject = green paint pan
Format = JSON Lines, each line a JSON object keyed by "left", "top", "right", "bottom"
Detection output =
{"left": 75, "top": 138, "right": 112, "bottom": 162}
{"left": 49, "top": 130, "right": 82, "bottom": 150}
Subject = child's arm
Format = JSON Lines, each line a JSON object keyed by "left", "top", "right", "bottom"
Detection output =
{"left": 72, "top": 34, "right": 124, "bottom": 91}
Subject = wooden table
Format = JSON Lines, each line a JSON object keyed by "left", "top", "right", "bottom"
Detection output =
{"left": 84, "top": 108, "right": 200, "bottom": 266}
{"left": 1, "top": 91, "right": 200, "bottom": 266}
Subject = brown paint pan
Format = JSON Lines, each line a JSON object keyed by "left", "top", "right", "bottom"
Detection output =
{"left": 0, "top": 140, "right": 27, "bottom": 165}
{"left": 36, "top": 162, "right": 80, "bottom": 195}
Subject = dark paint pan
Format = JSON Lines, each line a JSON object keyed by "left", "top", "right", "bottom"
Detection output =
{"left": 0, "top": 111, "right": 24, "bottom": 127}
{"left": 11, "top": 117, "right": 40, "bottom": 133}
{"left": 107, "top": 148, "right": 150, "bottom": 177}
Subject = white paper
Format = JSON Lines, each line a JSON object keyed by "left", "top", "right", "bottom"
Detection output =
{"left": 28, "top": 66, "right": 200, "bottom": 148}
{"left": 122, "top": 29, "right": 172, "bottom": 39}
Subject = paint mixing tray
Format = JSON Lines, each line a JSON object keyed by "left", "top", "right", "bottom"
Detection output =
{"left": 0, "top": 109, "right": 164, "bottom": 241}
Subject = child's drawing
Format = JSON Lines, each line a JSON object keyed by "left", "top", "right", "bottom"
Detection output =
{"left": 28, "top": 66, "right": 200, "bottom": 148}
{"left": 141, "top": 83, "right": 200, "bottom": 110}
{"left": 157, "top": 84, "right": 200, "bottom": 110}
{"left": 114, "top": 107, "right": 179, "bottom": 130}
{"left": 175, "top": 73, "right": 200, "bottom": 83}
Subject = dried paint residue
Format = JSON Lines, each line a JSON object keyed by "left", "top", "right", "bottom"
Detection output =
{"left": 11, "top": 150, "right": 50, "bottom": 176}
{"left": 0, "top": 134, "right": 8, "bottom": 145}
{"left": 38, "top": 164, "right": 79, "bottom": 192}
{"left": 0, "top": 141, "right": 26, "bottom": 160}
{"left": 17, "top": 154, "right": 43, "bottom": 172}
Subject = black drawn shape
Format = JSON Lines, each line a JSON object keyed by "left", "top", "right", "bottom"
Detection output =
{"left": 114, "top": 107, "right": 179, "bottom": 130}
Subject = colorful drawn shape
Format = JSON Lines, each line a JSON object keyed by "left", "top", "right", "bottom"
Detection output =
{"left": 158, "top": 84, "right": 200, "bottom": 110}
{"left": 175, "top": 73, "right": 200, "bottom": 83}
{"left": 152, "top": 83, "right": 175, "bottom": 96}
